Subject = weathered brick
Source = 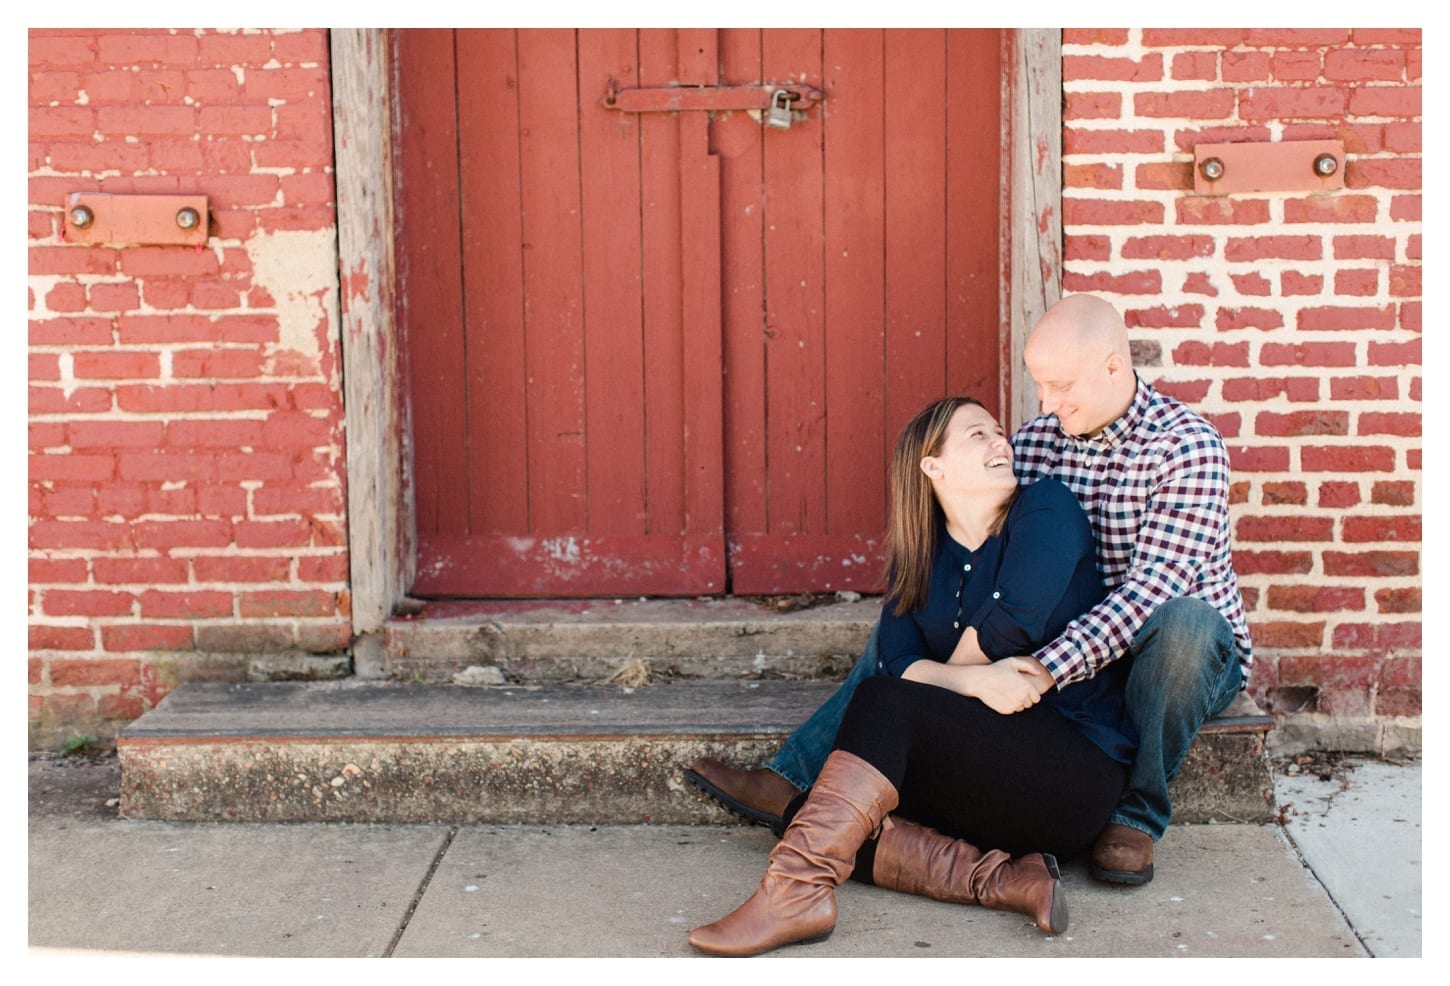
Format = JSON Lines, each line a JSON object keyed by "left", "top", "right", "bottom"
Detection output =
{"left": 92, "top": 557, "right": 191, "bottom": 585}
{"left": 1249, "top": 621, "right": 1326, "bottom": 649}
{"left": 1329, "top": 376, "right": 1398, "bottom": 401}
{"left": 1135, "top": 90, "right": 1235, "bottom": 118}
{"left": 1259, "top": 342, "right": 1357, "bottom": 367}
{"left": 42, "top": 590, "right": 135, "bottom": 618}
{"left": 1375, "top": 688, "right": 1421, "bottom": 717}
{"left": 1368, "top": 338, "right": 1420, "bottom": 367}
{"left": 1239, "top": 86, "right": 1347, "bottom": 120}
{"left": 1231, "top": 550, "right": 1313, "bottom": 575}
{"left": 1224, "top": 236, "right": 1322, "bottom": 262}
{"left": 30, "top": 625, "right": 96, "bottom": 650}
{"left": 1062, "top": 198, "right": 1166, "bottom": 225}
{"left": 1171, "top": 340, "right": 1249, "bottom": 367}
{"left": 1215, "top": 307, "right": 1283, "bottom": 331}
{"left": 1227, "top": 445, "right": 1290, "bottom": 472}
{"left": 194, "top": 623, "right": 295, "bottom": 653}
{"left": 1322, "top": 550, "right": 1418, "bottom": 577}
{"left": 132, "top": 519, "right": 234, "bottom": 550}
{"left": 1176, "top": 196, "right": 1272, "bottom": 226}
{"left": 1374, "top": 588, "right": 1420, "bottom": 614}
{"left": 1370, "top": 481, "right": 1415, "bottom": 506}
{"left": 1341, "top": 516, "right": 1421, "bottom": 543}
{"left": 240, "top": 589, "right": 337, "bottom": 619}
{"left": 1317, "top": 481, "right": 1361, "bottom": 508}
{"left": 139, "top": 590, "right": 236, "bottom": 619}
{"left": 1331, "top": 622, "right": 1420, "bottom": 654}
{"left": 1357, "top": 412, "right": 1420, "bottom": 437}
{"left": 101, "top": 624, "right": 196, "bottom": 652}
{"left": 50, "top": 657, "right": 141, "bottom": 687}
{"left": 1278, "top": 271, "right": 1322, "bottom": 296}
{"left": 1265, "top": 585, "right": 1364, "bottom": 613}
{"left": 1254, "top": 410, "right": 1348, "bottom": 437}
{"left": 1222, "top": 376, "right": 1318, "bottom": 403}
{"left": 1260, "top": 482, "right": 1306, "bottom": 506}
{"left": 1300, "top": 445, "right": 1395, "bottom": 472}
{"left": 1236, "top": 516, "right": 1334, "bottom": 542}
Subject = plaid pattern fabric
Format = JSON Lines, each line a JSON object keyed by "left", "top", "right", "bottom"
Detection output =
{"left": 1012, "top": 375, "right": 1253, "bottom": 688}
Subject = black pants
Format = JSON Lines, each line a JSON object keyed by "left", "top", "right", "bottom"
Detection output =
{"left": 802, "top": 675, "right": 1127, "bottom": 874}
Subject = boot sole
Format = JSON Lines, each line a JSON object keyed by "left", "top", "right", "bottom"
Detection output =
{"left": 683, "top": 768, "right": 785, "bottom": 829}
{"left": 1088, "top": 861, "right": 1154, "bottom": 886}
{"left": 1043, "top": 853, "right": 1070, "bottom": 934}
{"left": 688, "top": 928, "right": 833, "bottom": 957}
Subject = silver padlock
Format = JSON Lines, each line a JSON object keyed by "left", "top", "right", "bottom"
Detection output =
{"left": 765, "top": 90, "right": 794, "bottom": 130}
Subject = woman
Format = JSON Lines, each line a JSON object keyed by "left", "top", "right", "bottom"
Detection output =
{"left": 688, "top": 396, "right": 1135, "bottom": 957}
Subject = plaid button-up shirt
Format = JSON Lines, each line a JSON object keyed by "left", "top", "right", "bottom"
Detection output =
{"left": 1011, "top": 374, "right": 1252, "bottom": 689}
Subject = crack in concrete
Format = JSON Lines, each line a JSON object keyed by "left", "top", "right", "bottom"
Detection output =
{"left": 383, "top": 826, "right": 458, "bottom": 957}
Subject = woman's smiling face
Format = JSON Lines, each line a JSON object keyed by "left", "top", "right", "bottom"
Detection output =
{"left": 923, "top": 402, "right": 1016, "bottom": 497}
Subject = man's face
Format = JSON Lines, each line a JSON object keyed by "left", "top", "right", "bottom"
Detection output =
{"left": 1025, "top": 343, "right": 1125, "bottom": 438}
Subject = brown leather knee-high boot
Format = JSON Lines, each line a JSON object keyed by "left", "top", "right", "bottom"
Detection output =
{"left": 687, "top": 750, "right": 899, "bottom": 957}
{"left": 871, "top": 816, "right": 1069, "bottom": 934}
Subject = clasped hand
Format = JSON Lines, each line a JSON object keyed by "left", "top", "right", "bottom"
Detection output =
{"left": 966, "top": 657, "right": 1050, "bottom": 715}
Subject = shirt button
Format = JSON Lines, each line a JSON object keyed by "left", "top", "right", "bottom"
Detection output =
{"left": 964, "top": 564, "right": 971, "bottom": 572}
{"left": 953, "top": 621, "right": 960, "bottom": 629}
{"left": 992, "top": 592, "right": 1001, "bottom": 599}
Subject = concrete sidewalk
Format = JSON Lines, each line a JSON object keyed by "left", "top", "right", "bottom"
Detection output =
{"left": 26, "top": 751, "right": 1421, "bottom": 961}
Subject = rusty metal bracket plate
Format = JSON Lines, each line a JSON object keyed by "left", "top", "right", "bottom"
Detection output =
{"left": 63, "top": 192, "right": 210, "bottom": 246}
{"left": 1192, "top": 140, "right": 1345, "bottom": 196}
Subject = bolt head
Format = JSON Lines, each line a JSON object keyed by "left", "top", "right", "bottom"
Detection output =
{"left": 1313, "top": 153, "right": 1339, "bottom": 177}
{"left": 1199, "top": 157, "right": 1225, "bottom": 182}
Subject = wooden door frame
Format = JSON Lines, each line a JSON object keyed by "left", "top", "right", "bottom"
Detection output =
{"left": 329, "top": 28, "right": 1062, "bottom": 663}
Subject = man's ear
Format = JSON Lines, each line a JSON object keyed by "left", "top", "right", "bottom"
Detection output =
{"left": 1105, "top": 351, "right": 1128, "bottom": 377}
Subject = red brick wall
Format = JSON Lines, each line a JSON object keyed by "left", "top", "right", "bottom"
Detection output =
{"left": 28, "top": 28, "right": 349, "bottom": 746}
{"left": 28, "top": 28, "right": 1423, "bottom": 754}
{"left": 1062, "top": 28, "right": 1422, "bottom": 751}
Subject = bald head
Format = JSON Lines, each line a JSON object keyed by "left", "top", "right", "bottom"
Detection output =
{"left": 1023, "top": 294, "right": 1138, "bottom": 437}
{"left": 1025, "top": 294, "right": 1132, "bottom": 367}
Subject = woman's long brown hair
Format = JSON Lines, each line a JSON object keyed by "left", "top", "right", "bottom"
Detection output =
{"left": 883, "top": 396, "right": 1017, "bottom": 617}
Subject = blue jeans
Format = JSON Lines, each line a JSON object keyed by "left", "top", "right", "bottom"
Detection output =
{"left": 765, "top": 597, "right": 1243, "bottom": 841}
{"left": 1110, "top": 596, "right": 1242, "bottom": 840}
{"left": 766, "top": 623, "right": 885, "bottom": 790}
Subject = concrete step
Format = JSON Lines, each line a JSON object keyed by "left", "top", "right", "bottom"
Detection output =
{"left": 381, "top": 595, "right": 881, "bottom": 683}
{"left": 117, "top": 679, "right": 1276, "bottom": 826}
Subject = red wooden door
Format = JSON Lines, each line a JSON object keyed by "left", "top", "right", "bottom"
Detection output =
{"left": 395, "top": 28, "right": 1003, "bottom": 598}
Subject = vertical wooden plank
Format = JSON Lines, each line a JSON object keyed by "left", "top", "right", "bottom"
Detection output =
{"left": 332, "top": 28, "right": 410, "bottom": 663}
{"left": 637, "top": 29, "right": 685, "bottom": 537}
{"left": 395, "top": 29, "right": 466, "bottom": 540}
{"left": 945, "top": 29, "right": 1005, "bottom": 421}
{"left": 456, "top": 29, "right": 529, "bottom": 536}
{"left": 716, "top": 29, "right": 768, "bottom": 559}
{"left": 883, "top": 29, "right": 948, "bottom": 438}
{"left": 1008, "top": 28, "right": 1063, "bottom": 430}
{"left": 577, "top": 29, "right": 648, "bottom": 537}
{"left": 761, "top": 28, "right": 826, "bottom": 537}
{"left": 517, "top": 30, "right": 588, "bottom": 534}
{"left": 676, "top": 30, "right": 725, "bottom": 566}
{"left": 822, "top": 28, "right": 887, "bottom": 538}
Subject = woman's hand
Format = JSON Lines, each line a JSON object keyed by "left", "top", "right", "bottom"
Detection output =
{"left": 900, "top": 655, "right": 1050, "bottom": 714}
{"left": 962, "top": 657, "right": 1051, "bottom": 714}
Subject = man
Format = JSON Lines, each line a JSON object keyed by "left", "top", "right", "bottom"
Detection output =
{"left": 686, "top": 293, "right": 1252, "bottom": 885}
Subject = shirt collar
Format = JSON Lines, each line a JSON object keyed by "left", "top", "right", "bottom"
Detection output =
{"left": 1065, "top": 373, "right": 1150, "bottom": 450}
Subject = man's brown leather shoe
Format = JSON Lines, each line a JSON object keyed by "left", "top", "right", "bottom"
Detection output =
{"left": 684, "top": 757, "right": 800, "bottom": 828}
{"left": 1089, "top": 822, "right": 1155, "bottom": 885}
